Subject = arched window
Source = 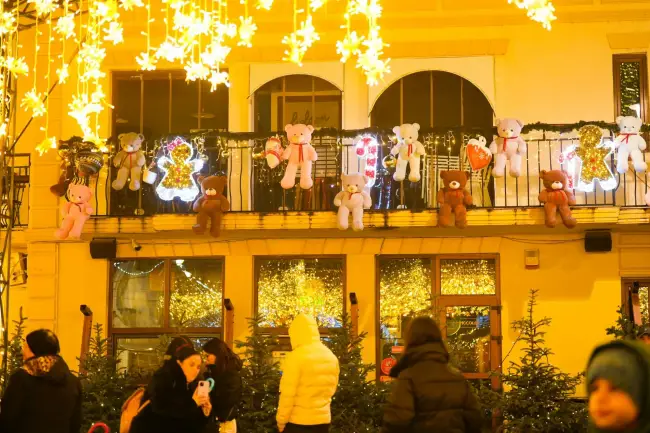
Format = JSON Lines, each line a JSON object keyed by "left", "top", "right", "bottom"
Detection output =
{"left": 252, "top": 75, "right": 343, "bottom": 212}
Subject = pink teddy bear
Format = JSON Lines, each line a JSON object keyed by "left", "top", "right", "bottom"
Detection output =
{"left": 55, "top": 184, "right": 94, "bottom": 240}
{"left": 280, "top": 123, "right": 318, "bottom": 190}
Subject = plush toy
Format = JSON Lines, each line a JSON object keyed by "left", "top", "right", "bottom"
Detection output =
{"left": 437, "top": 170, "right": 472, "bottom": 229}
{"left": 538, "top": 170, "right": 576, "bottom": 229}
{"left": 54, "top": 184, "right": 94, "bottom": 240}
{"left": 112, "top": 132, "right": 146, "bottom": 191}
{"left": 466, "top": 136, "right": 491, "bottom": 171}
{"left": 489, "top": 118, "right": 527, "bottom": 177}
{"left": 281, "top": 124, "right": 318, "bottom": 190}
{"left": 615, "top": 116, "right": 647, "bottom": 173}
{"left": 192, "top": 175, "right": 229, "bottom": 237}
{"left": 391, "top": 123, "right": 425, "bottom": 182}
{"left": 265, "top": 136, "right": 283, "bottom": 169}
{"left": 333, "top": 173, "right": 372, "bottom": 231}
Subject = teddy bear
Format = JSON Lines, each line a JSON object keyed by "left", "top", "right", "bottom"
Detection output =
{"left": 281, "top": 124, "right": 318, "bottom": 190}
{"left": 192, "top": 175, "right": 230, "bottom": 237}
{"left": 333, "top": 173, "right": 372, "bottom": 231}
{"left": 489, "top": 118, "right": 527, "bottom": 177}
{"left": 112, "top": 132, "right": 146, "bottom": 191}
{"left": 437, "top": 170, "right": 472, "bottom": 229}
{"left": 391, "top": 123, "right": 426, "bottom": 182}
{"left": 538, "top": 170, "right": 576, "bottom": 229}
{"left": 615, "top": 116, "right": 647, "bottom": 173}
{"left": 54, "top": 184, "right": 94, "bottom": 240}
{"left": 265, "top": 136, "right": 284, "bottom": 169}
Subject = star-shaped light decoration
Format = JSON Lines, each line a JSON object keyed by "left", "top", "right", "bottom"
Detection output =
{"left": 310, "top": 0, "right": 325, "bottom": 11}
{"left": 36, "top": 137, "right": 57, "bottom": 156}
{"left": 184, "top": 61, "right": 209, "bottom": 81}
{"left": 508, "top": 0, "right": 556, "bottom": 30}
{"left": 208, "top": 69, "right": 230, "bottom": 91}
{"left": 256, "top": 0, "right": 273, "bottom": 10}
{"left": 21, "top": 89, "right": 46, "bottom": 117}
{"left": 237, "top": 16, "right": 257, "bottom": 47}
{"left": 56, "top": 64, "right": 70, "bottom": 83}
{"left": 55, "top": 13, "right": 76, "bottom": 38}
{"left": 103, "top": 21, "right": 124, "bottom": 44}
{"left": 120, "top": 0, "right": 144, "bottom": 10}
{"left": 0, "top": 12, "right": 16, "bottom": 35}
{"left": 4, "top": 57, "right": 29, "bottom": 77}
{"left": 136, "top": 52, "right": 157, "bottom": 71}
{"left": 28, "top": 0, "right": 57, "bottom": 16}
{"left": 336, "top": 31, "right": 362, "bottom": 63}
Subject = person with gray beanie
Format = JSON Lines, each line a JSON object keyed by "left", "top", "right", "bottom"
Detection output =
{"left": 0, "top": 329, "right": 82, "bottom": 433}
{"left": 586, "top": 340, "right": 650, "bottom": 432}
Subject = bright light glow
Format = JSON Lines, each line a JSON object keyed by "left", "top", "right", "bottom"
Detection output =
{"left": 120, "top": 0, "right": 144, "bottom": 10}
{"left": 55, "top": 13, "right": 76, "bottom": 38}
{"left": 21, "top": 89, "right": 46, "bottom": 117}
{"left": 155, "top": 137, "right": 204, "bottom": 202}
{"left": 256, "top": 0, "right": 273, "bottom": 9}
{"left": 237, "top": 16, "right": 257, "bottom": 47}
{"left": 0, "top": 12, "right": 16, "bottom": 34}
{"left": 283, "top": 15, "right": 319, "bottom": 66}
{"left": 3, "top": 56, "right": 29, "bottom": 77}
{"left": 559, "top": 142, "right": 616, "bottom": 192}
{"left": 508, "top": 0, "right": 556, "bottom": 30}
{"left": 354, "top": 135, "right": 378, "bottom": 187}
{"left": 36, "top": 137, "right": 57, "bottom": 156}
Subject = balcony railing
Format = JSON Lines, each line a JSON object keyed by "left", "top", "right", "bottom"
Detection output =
{"left": 89, "top": 128, "right": 649, "bottom": 217}
{"left": 1, "top": 153, "right": 30, "bottom": 228}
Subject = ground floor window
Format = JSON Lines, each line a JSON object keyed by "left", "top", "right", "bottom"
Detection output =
{"left": 377, "top": 255, "right": 501, "bottom": 385}
{"left": 110, "top": 258, "right": 224, "bottom": 373}
{"left": 622, "top": 278, "right": 650, "bottom": 326}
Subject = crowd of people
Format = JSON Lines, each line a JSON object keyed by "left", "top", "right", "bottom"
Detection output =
{"left": 0, "top": 314, "right": 649, "bottom": 433}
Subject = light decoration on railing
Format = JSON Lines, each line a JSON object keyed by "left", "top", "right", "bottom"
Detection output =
{"left": 155, "top": 137, "right": 205, "bottom": 201}
{"left": 508, "top": 0, "right": 556, "bottom": 30}
{"left": 337, "top": 0, "right": 390, "bottom": 86}
{"left": 559, "top": 125, "right": 616, "bottom": 192}
{"left": 354, "top": 135, "right": 378, "bottom": 187}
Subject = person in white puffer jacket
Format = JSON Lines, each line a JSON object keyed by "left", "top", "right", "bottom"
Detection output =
{"left": 276, "top": 314, "right": 340, "bottom": 433}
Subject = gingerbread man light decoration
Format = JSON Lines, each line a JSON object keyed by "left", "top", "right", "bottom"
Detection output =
{"left": 155, "top": 137, "right": 204, "bottom": 201}
{"left": 573, "top": 125, "right": 616, "bottom": 192}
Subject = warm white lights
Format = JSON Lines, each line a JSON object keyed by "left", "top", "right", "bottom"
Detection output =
{"left": 508, "top": 0, "right": 556, "bottom": 30}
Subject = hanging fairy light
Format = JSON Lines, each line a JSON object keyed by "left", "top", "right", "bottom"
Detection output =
{"left": 21, "top": 16, "right": 45, "bottom": 118}
{"left": 256, "top": 0, "right": 273, "bottom": 10}
{"left": 283, "top": 0, "right": 319, "bottom": 66}
{"left": 508, "top": 0, "right": 556, "bottom": 30}
{"left": 36, "top": 14, "right": 57, "bottom": 155}
{"left": 136, "top": 0, "right": 157, "bottom": 70}
{"left": 237, "top": 0, "right": 257, "bottom": 47}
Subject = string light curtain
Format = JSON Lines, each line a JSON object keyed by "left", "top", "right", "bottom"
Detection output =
{"left": 440, "top": 259, "right": 497, "bottom": 296}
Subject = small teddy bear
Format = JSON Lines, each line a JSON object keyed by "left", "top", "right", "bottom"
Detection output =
{"left": 192, "top": 175, "right": 229, "bottom": 237}
{"left": 615, "top": 116, "right": 647, "bottom": 174}
{"left": 112, "top": 132, "right": 146, "bottom": 191}
{"left": 281, "top": 124, "right": 318, "bottom": 190}
{"left": 391, "top": 123, "right": 426, "bottom": 182}
{"left": 265, "top": 136, "right": 284, "bottom": 169}
{"left": 333, "top": 173, "right": 372, "bottom": 231}
{"left": 437, "top": 170, "right": 472, "bottom": 229}
{"left": 54, "top": 184, "right": 94, "bottom": 240}
{"left": 489, "top": 118, "right": 527, "bottom": 177}
{"left": 538, "top": 170, "right": 576, "bottom": 229}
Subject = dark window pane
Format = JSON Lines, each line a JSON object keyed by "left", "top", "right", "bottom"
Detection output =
{"left": 463, "top": 80, "right": 493, "bottom": 129}
{"left": 169, "top": 259, "right": 223, "bottom": 328}
{"left": 313, "top": 95, "right": 341, "bottom": 129}
{"left": 433, "top": 71, "right": 461, "bottom": 127}
{"left": 111, "top": 260, "right": 166, "bottom": 328}
{"left": 619, "top": 61, "right": 642, "bottom": 118}
{"left": 171, "top": 79, "right": 199, "bottom": 132}
{"left": 402, "top": 72, "right": 431, "bottom": 128}
{"left": 371, "top": 80, "right": 400, "bottom": 128}
{"left": 314, "top": 77, "right": 338, "bottom": 92}
{"left": 285, "top": 74, "right": 313, "bottom": 92}
{"left": 143, "top": 78, "right": 171, "bottom": 139}
{"left": 113, "top": 77, "right": 142, "bottom": 136}
{"left": 200, "top": 81, "right": 229, "bottom": 131}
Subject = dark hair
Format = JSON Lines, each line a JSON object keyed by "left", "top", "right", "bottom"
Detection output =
{"left": 165, "top": 336, "right": 196, "bottom": 361}
{"left": 405, "top": 316, "right": 443, "bottom": 349}
{"left": 26, "top": 329, "right": 60, "bottom": 357}
{"left": 203, "top": 338, "right": 243, "bottom": 373}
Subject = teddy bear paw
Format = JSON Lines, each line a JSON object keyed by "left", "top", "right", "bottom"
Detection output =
{"left": 192, "top": 224, "right": 206, "bottom": 235}
{"left": 54, "top": 230, "right": 66, "bottom": 240}
{"left": 129, "top": 181, "right": 141, "bottom": 191}
{"left": 112, "top": 179, "right": 126, "bottom": 190}
{"left": 635, "top": 162, "right": 648, "bottom": 172}
{"left": 352, "top": 222, "right": 364, "bottom": 231}
{"left": 408, "top": 173, "right": 421, "bottom": 182}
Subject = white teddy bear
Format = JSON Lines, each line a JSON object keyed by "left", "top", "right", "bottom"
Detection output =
{"left": 615, "top": 116, "right": 647, "bottom": 173}
{"left": 333, "top": 173, "right": 372, "bottom": 231}
{"left": 391, "top": 123, "right": 426, "bottom": 182}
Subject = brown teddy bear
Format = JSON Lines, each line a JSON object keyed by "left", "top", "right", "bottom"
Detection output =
{"left": 538, "top": 170, "right": 577, "bottom": 229}
{"left": 112, "top": 132, "right": 146, "bottom": 191}
{"left": 192, "top": 175, "right": 229, "bottom": 237}
{"left": 437, "top": 170, "right": 472, "bottom": 228}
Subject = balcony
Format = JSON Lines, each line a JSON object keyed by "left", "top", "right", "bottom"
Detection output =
{"left": 1, "top": 153, "right": 30, "bottom": 229}
{"left": 76, "top": 128, "right": 650, "bottom": 235}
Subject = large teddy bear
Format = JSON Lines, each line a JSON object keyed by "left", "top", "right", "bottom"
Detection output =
{"left": 333, "top": 173, "right": 372, "bottom": 231}
{"left": 538, "top": 170, "right": 576, "bottom": 229}
{"left": 489, "top": 118, "right": 527, "bottom": 177}
{"left": 391, "top": 123, "right": 425, "bottom": 182}
{"left": 615, "top": 116, "right": 647, "bottom": 173}
{"left": 192, "top": 175, "right": 230, "bottom": 237}
{"left": 54, "top": 184, "right": 94, "bottom": 240}
{"left": 437, "top": 170, "right": 472, "bottom": 229}
{"left": 112, "top": 132, "right": 146, "bottom": 191}
{"left": 281, "top": 124, "right": 318, "bottom": 190}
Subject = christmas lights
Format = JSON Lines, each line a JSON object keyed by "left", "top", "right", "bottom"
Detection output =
{"left": 155, "top": 137, "right": 204, "bottom": 201}
{"left": 440, "top": 259, "right": 496, "bottom": 296}
{"left": 508, "top": 0, "right": 556, "bottom": 30}
{"left": 354, "top": 135, "right": 378, "bottom": 187}
{"left": 559, "top": 125, "right": 617, "bottom": 192}
{"left": 379, "top": 259, "right": 431, "bottom": 331}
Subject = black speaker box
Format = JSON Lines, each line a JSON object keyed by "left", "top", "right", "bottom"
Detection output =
{"left": 89, "top": 238, "right": 117, "bottom": 259}
{"left": 584, "top": 231, "right": 612, "bottom": 253}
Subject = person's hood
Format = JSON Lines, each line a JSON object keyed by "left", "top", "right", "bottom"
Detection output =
{"left": 22, "top": 355, "right": 70, "bottom": 384}
{"left": 288, "top": 313, "right": 320, "bottom": 350}
{"left": 390, "top": 342, "right": 449, "bottom": 378}
{"left": 587, "top": 340, "right": 650, "bottom": 433}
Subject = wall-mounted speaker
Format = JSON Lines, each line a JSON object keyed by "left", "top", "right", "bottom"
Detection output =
{"left": 89, "top": 238, "right": 117, "bottom": 259}
{"left": 584, "top": 231, "right": 612, "bottom": 253}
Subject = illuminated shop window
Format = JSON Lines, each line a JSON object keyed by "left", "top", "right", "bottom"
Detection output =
{"left": 613, "top": 54, "right": 648, "bottom": 121}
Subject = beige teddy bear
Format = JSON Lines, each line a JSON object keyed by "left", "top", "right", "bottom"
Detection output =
{"left": 112, "top": 132, "right": 146, "bottom": 191}
{"left": 333, "top": 173, "right": 372, "bottom": 231}
{"left": 391, "top": 123, "right": 426, "bottom": 182}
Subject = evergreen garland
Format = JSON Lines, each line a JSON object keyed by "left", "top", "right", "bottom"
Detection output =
{"left": 606, "top": 306, "right": 642, "bottom": 340}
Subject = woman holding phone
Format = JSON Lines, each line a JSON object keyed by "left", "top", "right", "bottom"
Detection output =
{"left": 130, "top": 337, "right": 212, "bottom": 433}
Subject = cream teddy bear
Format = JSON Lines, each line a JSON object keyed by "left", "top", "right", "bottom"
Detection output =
{"left": 112, "top": 132, "right": 146, "bottom": 191}
{"left": 391, "top": 123, "right": 426, "bottom": 182}
{"left": 489, "top": 118, "right": 527, "bottom": 177}
{"left": 333, "top": 173, "right": 372, "bottom": 231}
{"left": 615, "top": 116, "right": 647, "bottom": 173}
{"left": 281, "top": 124, "right": 318, "bottom": 190}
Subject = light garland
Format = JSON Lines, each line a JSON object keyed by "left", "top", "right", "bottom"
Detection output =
{"left": 508, "top": 0, "right": 556, "bottom": 30}
{"left": 559, "top": 125, "right": 617, "bottom": 192}
{"left": 168, "top": 260, "right": 223, "bottom": 328}
{"left": 354, "top": 135, "right": 378, "bottom": 187}
{"left": 155, "top": 136, "right": 204, "bottom": 201}
{"left": 282, "top": 0, "right": 319, "bottom": 66}
{"left": 440, "top": 259, "right": 496, "bottom": 296}
{"left": 113, "top": 260, "right": 165, "bottom": 276}
{"left": 237, "top": 0, "right": 256, "bottom": 48}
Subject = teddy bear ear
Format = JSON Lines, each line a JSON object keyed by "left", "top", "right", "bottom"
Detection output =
{"left": 285, "top": 124, "right": 293, "bottom": 133}
{"left": 540, "top": 170, "right": 547, "bottom": 178}
{"left": 412, "top": 123, "right": 420, "bottom": 131}
{"left": 464, "top": 171, "right": 471, "bottom": 181}
{"left": 440, "top": 170, "right": 448, "bottom": 180}
{"left": 392, "top": 126, "right": 401, "bottom": 135}
{"left": 516, "top": 119, "right": 524, "bottom": 128}
{"left": 118, "top": 133, "right": 125, "bottom": 140}
{"left": 494, "top": 118, "right": 500, "bottom": 126}
{"left": 307, "top": 125, "right": 314, "bottom": 133}
{"left": 138, "top": 134, "right": 145, "bottom": 141}
{"left": 197, "top": 175, "right": 206, "bottom": 184}
{"left": 616, "top": 116, "right": 624, "bottom": 125}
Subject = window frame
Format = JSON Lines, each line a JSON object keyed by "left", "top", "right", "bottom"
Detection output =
{"left": 108, "top": 257, "right": 226, "bottom": 350}
{"left": 375, "top": 253, "right": 501, "bottom": 385}
{"left": 613, "top": 53, "right": 649, "bottom": 122}
{"left": 621, "top": 278, "right": 650, "bottom": 326}
{"left": 253, "top": 255, "right": 347, "bottom": 336}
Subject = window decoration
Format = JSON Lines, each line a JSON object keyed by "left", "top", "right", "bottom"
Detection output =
{"left": 439, "top": 259, "right": 497, "bottom": 296}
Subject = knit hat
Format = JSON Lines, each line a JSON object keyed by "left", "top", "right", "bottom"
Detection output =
{"left": 164, "top": 336, "right": 196, "bottom": 361}
{"left": 26, "top": 329, "right": 60, "bottom": 357}
{"left": 587, "top": 346, "right": 645, "bottom": 410}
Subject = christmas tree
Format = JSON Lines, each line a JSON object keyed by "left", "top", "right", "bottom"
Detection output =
{"left": 78, "top": 324, "right": 139, "bottom": 432}
{"left": 606, "top": 306, "right": 641, "bottom": 340}
{"left": 325, "top": 314, "right": 388, "bottom": 433}
{"left": 0, "top": 308, "right": 27, "bottom": 394}
{"left": 236, "top": 316, "right": 282, "bottom": 433}
{"left": 498, "top": 289, "right": 587, "bottom": 432}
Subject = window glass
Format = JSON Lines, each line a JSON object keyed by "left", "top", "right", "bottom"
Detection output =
{"left": 440, "top": 259, "right": 497, "bottom": 295}
{"left": 169, "top": 259, "right": 223, "bottom": 328}
{"left": 618, "top": 60, "right": 643, "bottom": 118}
{"left": 446, "top": 306, "right": 491, "bottom": 373}
{"left": 111, "top": 260, "right": 166, "bottom": 328}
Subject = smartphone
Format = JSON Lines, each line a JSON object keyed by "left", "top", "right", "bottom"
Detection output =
{"left": 197, "top": 380, "right": 211, "bottom": 399}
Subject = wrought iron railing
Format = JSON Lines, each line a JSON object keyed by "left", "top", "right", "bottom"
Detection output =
{"left": 1, "top": 153, "right": 30, "bottom": 228}
{"left": 90, "top": 128, "right": 649, "bottom": 217}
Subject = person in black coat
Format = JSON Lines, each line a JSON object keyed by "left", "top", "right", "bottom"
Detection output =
{"left": 130, "top": 338, "right": 212, "bottom": 433}
{"left": 0, "top": 329, "right": 82, "bottom": 433}
{"left": 381, "top": 317, "right": 482, "bottom": 433}
{"left": 202, "top": 338, "right": 243, "bottom": 433}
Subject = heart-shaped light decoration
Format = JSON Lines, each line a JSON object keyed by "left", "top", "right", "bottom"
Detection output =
{"left": 466, "top": 136, "right": 492, "bottom": 171}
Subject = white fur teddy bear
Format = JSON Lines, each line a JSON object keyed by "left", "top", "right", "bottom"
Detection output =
{"left": 391, "top": 123, "right": 426, "bottom": 182}
{"left": 615, "top": 116, "right": 647, "bottom": 174}
{"left": 333, "top": 173, "right": 372, "bottom": 231}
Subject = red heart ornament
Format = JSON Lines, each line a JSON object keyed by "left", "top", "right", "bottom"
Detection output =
{"left": 466, "top": 143, "right": 492, "bottom": 171}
